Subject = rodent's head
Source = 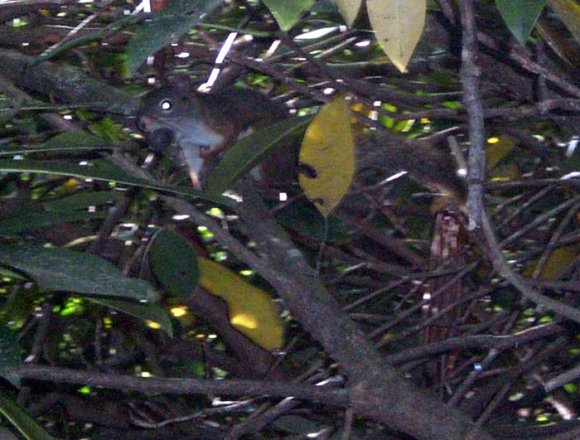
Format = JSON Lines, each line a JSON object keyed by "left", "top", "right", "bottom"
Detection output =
{"left": 136, "top": 87, "right": 200, "bottom": 135}
{"left": 136, "top": 85, "right": 225, "bottom": 188}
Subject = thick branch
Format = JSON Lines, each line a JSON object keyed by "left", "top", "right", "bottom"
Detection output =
{"left": 459, "top": 0, "right": 486, "bottom": 229}
{"left": 231, "top": 186, "right": 494, "bottom": 439}
{"left": 0, "top": 48, "right": 137, "bottom": 115}
{"left": 164, "top": 190, "right": 493, "bottom": 439}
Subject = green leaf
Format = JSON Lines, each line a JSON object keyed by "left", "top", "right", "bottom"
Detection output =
{"left": 126, "top": 0, "right": 222, "bottom": 74}
{"left": 0, "top": 159, "right": 226, "bottom": 204}
{"left": 0, "top": 211, "right": 105, "bottom": 235}
{"left": 89, "top": 118, "right": 130, "bottom": 143}
{"left": 0, "top": 132, "right": 112, "bottom": 157}
{"left": 275, "top": 202, "right": 349, "bottom": 243}
{"left": 0, "top": 326, "right": 21, "bottom": 387}
{"left": 44, "top": 191, "right": 125, "bottom": 211}
{"left": 496, "top": 0, "right": 547, "bottom": 44}
{"left": 150, "top": 229, "right": 199, "bottom": 299}
{"left": 0, "top": 242, "right": 155, "bottom": 302}
{"left": 31, "top": 30, "right": 108, "bottom": 65}
{"left": 0, "top": 385, "right": 56, "bottom": 440}
{"left": 89, "top": 298, "right": 173, "bottom": 337}
{"left": 263, "top": 0, "right": 314, "bottom": 31}
{"left": 561, "top": 147, "right": 580, "bottom": 175}
{"left": 29, "top": 14, "right": 139, "bottom": 66}
{"left": 205, "top": 117, "right": 311, "bottom": 196}
{"left": 0, "top": 327, "right": 21, "bottom": 369}
{"left": 273, "top": 415, "right": 328, "bottom": 435}
{"left": 38, "top": 132, "right": 111, "bottom": 150}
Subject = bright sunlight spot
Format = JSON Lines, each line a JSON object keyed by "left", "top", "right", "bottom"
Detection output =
{"left": 230, "top": 313, "right": 258, "bottom": 330}
{"left": 146, "top": 320, "right": 161, "bottom": 330}
{"left": 170, "top": 306, "right": 189, "bottom": 318}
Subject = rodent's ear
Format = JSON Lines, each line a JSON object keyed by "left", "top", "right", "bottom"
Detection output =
{"left": 167, "top": 74, "right": 196, "bottom": 94}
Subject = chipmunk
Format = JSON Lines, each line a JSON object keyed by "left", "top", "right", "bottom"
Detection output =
{"left": 136, "top": 83, "right": 466, "bottom": 203}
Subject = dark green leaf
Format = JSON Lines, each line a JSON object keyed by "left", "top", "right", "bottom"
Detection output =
{"left": 0, "top": 242, "right": 155, "bottom": 302}
{"left": 0, "top": 132, "right": 112, "bottom": 157}
{"left": 150, "top": 229, "right": 199, "bottom": 298}
{"left": 561, "top": 148, "right": 580, "bottom": 175}
{"left": 275, "top": 202, "right": 348, "bottom": 243}
{"left": 126, "top": 0, "right": 223, "bottom": 74}
{"left": 273, "top": 415, "right": 328, "bottom": 435}
{"left": 44, "top": 191, "right": 125, "bottom": 211}
{"left": 88, "top": 118, "right": 130, "bottom": 142}
{"left": 31, "top": 30, "right": 107, "bottom": 65}
{"left": 496, "top": 0, "right": 546, "bottom": 44}
{"left": 206, "top": 117, "right": 311, "bottom": 196}
{"left": 89, "top": 298, "right": 173, "bottom": 337}
{"left": 0, "top": 159, "right": 228, "bottom": 204}
{"left": 0, "top": 326, "right": 21, "bottom": 387}
{"left": 0, "top": 211, "right": 105, "bottom": 235}
{"left": 0, "top": 323, "right": 24, "bottom": 355}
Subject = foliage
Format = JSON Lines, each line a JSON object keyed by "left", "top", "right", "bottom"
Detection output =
{"left": 0, "top": 0, "right": 578, "bottom": 439}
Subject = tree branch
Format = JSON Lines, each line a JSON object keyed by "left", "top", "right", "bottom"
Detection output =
{"left": 9, "top": 365, "right": 348, "bottom": 407}
{"left": 459, "top": 0, "right": 486, "bottom": 229}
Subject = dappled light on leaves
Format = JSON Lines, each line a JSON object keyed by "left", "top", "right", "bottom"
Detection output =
{"left": 230, "top": 313, "right": 259, "bottom": 330}
{"left": 0, "top": 1, "right": 578, "bottom": 438}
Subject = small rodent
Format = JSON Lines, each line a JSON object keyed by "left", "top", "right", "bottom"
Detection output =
{"left": 136, "top": 83, "right": 466, "bottom": 203}
{"left": 137, "top": 81, "right": 288, "bottom": 188}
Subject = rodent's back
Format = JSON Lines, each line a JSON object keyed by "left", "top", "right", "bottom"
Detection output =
{"left": 356, "top": 131, "right": 467, "bottom": 203}
{"left": 197, "top": 88, "right": 288, "bottom": 130}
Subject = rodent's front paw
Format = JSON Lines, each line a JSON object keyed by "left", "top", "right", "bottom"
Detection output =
{"left": 146, "top": 128, "right": 174, "bottom": 152}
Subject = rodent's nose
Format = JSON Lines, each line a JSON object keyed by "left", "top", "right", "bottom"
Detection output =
{"left": 136, "top": 114, "right": 155, "bottom": 132}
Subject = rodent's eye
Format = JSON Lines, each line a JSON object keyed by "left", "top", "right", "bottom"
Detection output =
{"left": 159, "top": 99, "right": 173, "bottom": 112}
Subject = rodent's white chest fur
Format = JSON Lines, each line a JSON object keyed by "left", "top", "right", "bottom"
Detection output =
{"left": 161, "top": 117, "right": 224, "bottom": 175}
{"left": 171, "top": 118, "right": 224, "bottom": 149}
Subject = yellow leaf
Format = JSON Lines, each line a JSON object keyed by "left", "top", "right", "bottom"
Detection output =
{"left": 334, "top": 0, "right": 363, "bottom": 26}
{"left": 198, "top": 258, "right": 284, "bottom": 351}
{"left": 486, "top": 135, "right": 516, "bottom": 171}
{"left": 367, "top": 0, "right": 426, "bottom": 72}
{"left": 299, "top": 95, "right": 355, "bottom": 217}
{"left": 527, "top": 246, "right": 579, "bottom": 280}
